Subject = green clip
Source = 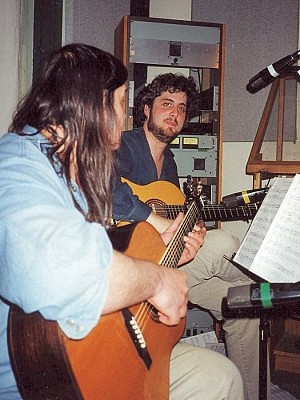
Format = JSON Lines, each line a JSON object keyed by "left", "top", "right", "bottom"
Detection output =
{"left": 260, "top": 282, "right": 273, "bottom": 308}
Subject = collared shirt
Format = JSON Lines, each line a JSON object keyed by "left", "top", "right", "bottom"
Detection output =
{"left": 112, "top": 127, "right": 179, "bottom": 221}
{"left": 0, "top": 126, "right": 113, "bottom": 398}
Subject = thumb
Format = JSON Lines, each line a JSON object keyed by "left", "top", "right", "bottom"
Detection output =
{"left": 164, "top": 212, "right": 184, "bottom": 234}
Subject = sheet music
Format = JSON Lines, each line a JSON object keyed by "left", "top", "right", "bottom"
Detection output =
{"left": 233, "top": 175, "right": 300, "bottom": 283}
{"left": 181, "top": 331, "right": 226, "bottom": 355}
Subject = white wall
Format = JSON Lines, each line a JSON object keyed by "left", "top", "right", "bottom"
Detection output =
{"left": 150, "top": 0, "right": 191, "bottom": 20}
{"left": 0, "top": 0, "right": 20, "bottom": 135}
{"left": 221, "top": 142, "right": 254, "bottom": 239}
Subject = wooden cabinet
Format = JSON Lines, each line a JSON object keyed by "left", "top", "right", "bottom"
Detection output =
{"left": 269, "top": 316, "right": 300, "bottom": 375}
{"left": 114, "top": 15, "right": 225, "bottom": 209}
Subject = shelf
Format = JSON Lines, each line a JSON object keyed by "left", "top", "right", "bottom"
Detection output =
{"left": 274, "top": 333, "right": 300, "bottom": 373}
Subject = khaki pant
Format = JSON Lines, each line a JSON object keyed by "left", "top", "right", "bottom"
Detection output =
{"left": 170, "top": 342, "right": 244, "bottom": 400}
{"left": 181, "top": 229, "right": 270, "bottom": 400}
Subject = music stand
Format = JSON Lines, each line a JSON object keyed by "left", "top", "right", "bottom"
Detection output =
{"left": 224, "top": 282, "right": 300, "bottom": 400}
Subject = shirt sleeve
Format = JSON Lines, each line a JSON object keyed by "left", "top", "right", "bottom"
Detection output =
{"left": 0, "top": 135, "right": 113, "bottom": 339}
{"left": 112, "top": 175, "right": 152, "bottom": 221}
{"left": 112, "top": 135, "right": 152, "bottom": 221}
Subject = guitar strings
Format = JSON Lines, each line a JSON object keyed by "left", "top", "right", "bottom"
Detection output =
{"left": 131, "top": 194, "right": 261, "bottom": 330}
{"left": 134, "top": 202, "right": 199, "bottom": 331}
{"left": 154, "top": 203, "right": 260, "bottom": 221}
{"left": 162, "top": 202, "right": 198, "bottom": 268}
{"left": 132, "top": 201, "right": 260, "bottom": 330}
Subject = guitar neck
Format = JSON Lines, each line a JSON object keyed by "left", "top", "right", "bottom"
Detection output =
{"left": 161, "top": 201, "right": 200, "bottom": 268}
{"left": 164, "top": 203, "right": 260, "bottom": 222}
{"left": 122, "top": 179, "right": 259, "bottom": 224}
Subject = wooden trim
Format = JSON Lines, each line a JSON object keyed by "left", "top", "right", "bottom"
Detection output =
{"left": 217, "top": 23, "right": 226, "bottom": 206}
{"left": 114, "top": 15, "right": 129, "bottom": 67}
{"left": 276, "top": 78, "right": 285, "bottom": 161}
{"left": 114, "top": 16, "right": 130, "bottom": 130}
{"left": 247, "top": 160, "right": 300, "bottom": 174}
{"left": 246, "top": 79, "right": 279, "bottom": 168}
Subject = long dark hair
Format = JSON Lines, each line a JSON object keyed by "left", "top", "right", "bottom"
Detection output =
{"left": 9, "top": 43, "right": 127, "bottom": 227}
{"left": 134, "top": 73, "right": 198, "bottom": 126}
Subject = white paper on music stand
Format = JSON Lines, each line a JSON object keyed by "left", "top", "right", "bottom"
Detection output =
{"left": 181, "top": 331, "right": 226, "bottom": 355}
{"left": 233, "top": 174, "right": 300, "bottom": 283}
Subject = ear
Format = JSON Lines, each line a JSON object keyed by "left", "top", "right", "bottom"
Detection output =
{"left": 144, "top": 104, "right": 150, "bottom": 120}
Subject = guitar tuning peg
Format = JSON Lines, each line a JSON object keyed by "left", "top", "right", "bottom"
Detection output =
{"left": 196, "top": 183, "right": 203, "bottom": 195}
{"left": 183, "top": 176, "right": 207, "bottom": 203}
{"left": 183, "top": 175, "right": 194, "bottom": 201}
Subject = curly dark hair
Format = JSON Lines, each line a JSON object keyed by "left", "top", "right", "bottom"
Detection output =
{"left": 134, "top": 73, "right": 198, "bottom": 126}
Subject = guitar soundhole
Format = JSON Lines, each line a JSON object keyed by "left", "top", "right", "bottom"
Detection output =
{"left": 150, "top": 308, "right": 160, "bottom": 323}
{"left": 146, "top": 199, "right": 168, "bottom": 218}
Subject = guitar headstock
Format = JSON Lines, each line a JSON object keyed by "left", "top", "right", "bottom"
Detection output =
{"left": 183, "top": 175, "right": 206, "bottom": 205}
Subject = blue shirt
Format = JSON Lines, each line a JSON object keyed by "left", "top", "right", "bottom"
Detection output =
{"left": 0, "top": 127, "right": 113, "bottom": 399}
{"left": 112, "top": 127, "right": 179, "bottom": 221}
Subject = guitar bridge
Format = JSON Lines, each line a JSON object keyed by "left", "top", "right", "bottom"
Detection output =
{"left": 121, "top": 308, "right": 152, "bottom": 369}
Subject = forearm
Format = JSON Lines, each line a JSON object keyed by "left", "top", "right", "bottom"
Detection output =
{"left": 102, "top": 249, "right": 188, "bottom": 326}
{"left": 102, "top": 250, "right": 162, "bottom": 313}
{"left": 146, "top": 211, "right": 172, "bottom": 233}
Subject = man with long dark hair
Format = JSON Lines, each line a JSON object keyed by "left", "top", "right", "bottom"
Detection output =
{"left": 0, "top": 45, "right": 243, "bottom": 399}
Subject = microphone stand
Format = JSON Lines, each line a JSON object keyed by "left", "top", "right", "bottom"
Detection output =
{"left": 259, "top": 313, "right": 270, "bottom": 400}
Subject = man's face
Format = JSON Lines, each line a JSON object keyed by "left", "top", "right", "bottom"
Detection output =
{"left": 110, "top": 83, "right": 126, "bottom": 150}
{"left": 144, "top": 90, "right": 187, "bottom": 143}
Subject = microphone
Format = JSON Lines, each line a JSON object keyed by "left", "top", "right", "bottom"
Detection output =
{"left": 222, "top": 188, "right": 268, "bottom": 208}
{"left": 246, "top": 50, "right": 300, "bottom": 94}
{"left": 226, "top": 282, "right": 300, "bottom": 309}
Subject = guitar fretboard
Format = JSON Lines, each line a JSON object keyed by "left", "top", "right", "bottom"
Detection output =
{"left": 160, "top": 201, "right": 201, "bottom": 268}
{"left": 152, "top": 203, "right": 260, "bottom": 222}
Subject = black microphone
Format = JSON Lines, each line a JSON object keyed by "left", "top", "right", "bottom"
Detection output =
{"left": 222, "top": 188, "right": 268, "bottom": 208}
{"left": 246, "top": 50, "right": 300, "bottom": 94}
{"left": 226, "top": 282, "right": 300, "bottom": 309}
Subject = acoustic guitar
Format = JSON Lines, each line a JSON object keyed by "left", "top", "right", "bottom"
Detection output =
{"left": 117, "top": 178, "right": 261, "bottom": 225}
{"left": 8, "top": 198, "right": 202, "bottom": 399}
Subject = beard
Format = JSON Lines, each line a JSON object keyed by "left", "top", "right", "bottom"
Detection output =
{"left": 147, "top": 114, "right": 179, "bottom": 144}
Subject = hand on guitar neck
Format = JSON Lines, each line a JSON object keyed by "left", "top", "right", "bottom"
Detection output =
{"left": 120, "top": 177, "right": 206, "bottom": 263}
{"left": 159, "top": 212, "right": 206, "bottom": 266}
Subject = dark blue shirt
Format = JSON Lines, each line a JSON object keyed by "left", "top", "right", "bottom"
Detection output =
{"left": 112, "top": 127, "right": 179, "bottom": 221}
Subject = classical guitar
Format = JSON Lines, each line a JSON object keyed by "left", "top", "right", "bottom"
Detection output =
{"left": 118, "top": 178, "right": 261, "bottom": 225}
{"left": 8, "top": 199, "right": 202, "bottom": 399}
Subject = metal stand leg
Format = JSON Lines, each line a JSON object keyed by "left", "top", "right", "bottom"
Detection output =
{"left": 259, "top": 313, "right": 270, "bottom": 400}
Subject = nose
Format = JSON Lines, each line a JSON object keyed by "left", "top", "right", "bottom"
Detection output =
{"left": 169, "top": 106, "right": 179, "bottom": 117}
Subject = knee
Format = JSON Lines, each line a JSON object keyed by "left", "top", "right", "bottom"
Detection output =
{"left": 170, "top": 344, "right": 244, "bottom": 399}
{"left": 205, "top": 229, "right": 240, "bottom": 258}
{"left": 225, "top": 358, "right": 245, "bottom": 399}
{"left": 212, "top": 353, "right": 244, "bottom": 399}
{"left": 192, "top": 347, "right": 244, "bottom": 399}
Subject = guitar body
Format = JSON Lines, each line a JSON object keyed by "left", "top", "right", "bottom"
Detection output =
{"left": 121, "top": 178, "right": 185, "bottom": 205}
{"left": 8, "top": 222, "right": 185, "bottom": 400}
{"left": 117, "top": 179, "right": 185, "bottom": 226}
